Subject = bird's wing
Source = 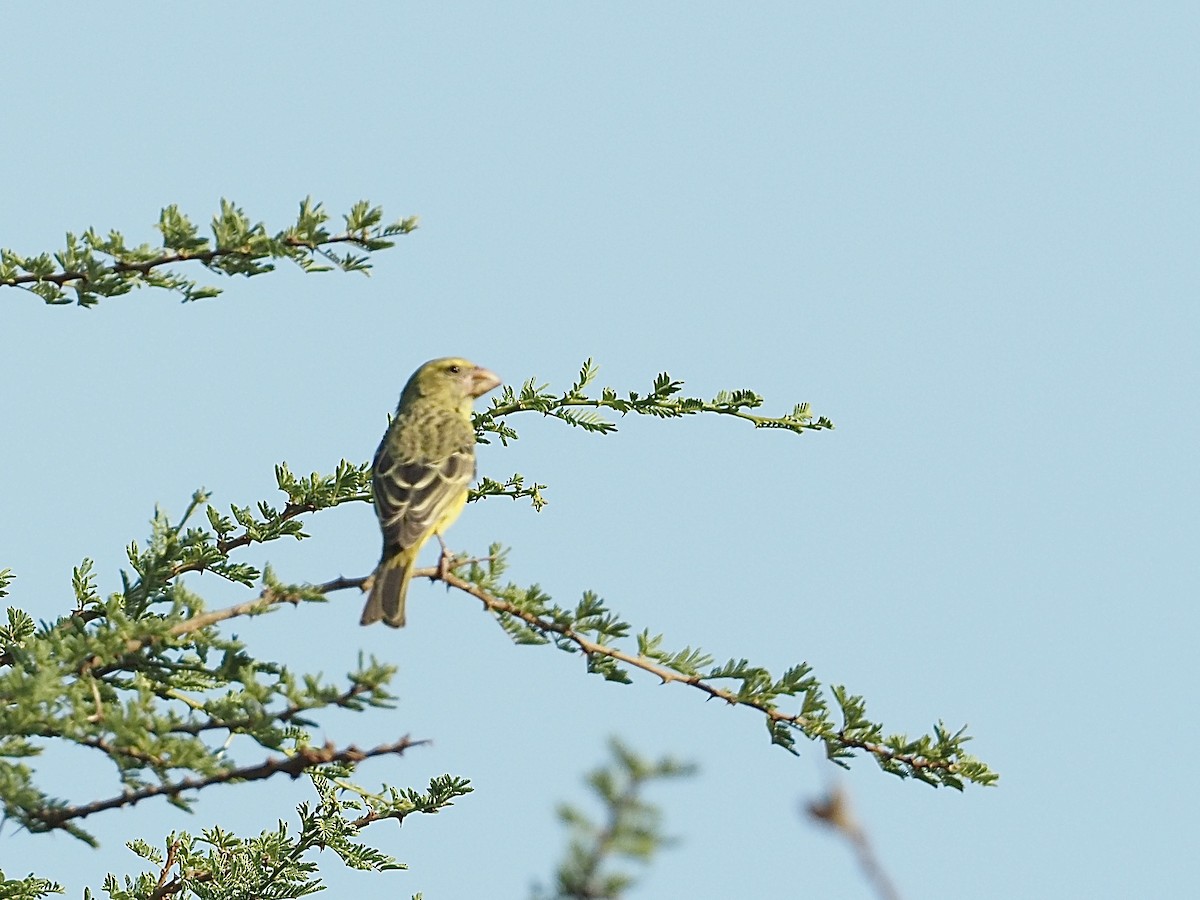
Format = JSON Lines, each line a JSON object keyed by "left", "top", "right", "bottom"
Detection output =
{"left": 373, "top": 436, "right": 475, "bottom": 551}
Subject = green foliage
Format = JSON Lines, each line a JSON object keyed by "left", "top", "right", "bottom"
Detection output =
{"left": 0, "top": 605, "right": 37, "bottom": 656}
{"left": 459, "top": 548, "right": 995, "bottom": 788}
{"left": 84, "top": 772, "right": 470, "bottom": 899}
{"left": 0, "top": 471, "right": 398, "bottom": 845}
{"left": 471, "top": 472, "right": 550, "bottom": 511}
{"left": 534, "top": 739, "right": 694, "bottom": 900}
{"left": 0, "top": 872, "right": 63, "bottom": 899}
{"left": 0, "top": 198, "right": 417, "bottom": 306}
{"left": 0, "top": 356, "right": 987, "bottom": 862}
{"left": 475, "top": 358, "right": 834, "bottom": 448}
{"left": 1, "top": 206, "right": 994, "bottom": 896}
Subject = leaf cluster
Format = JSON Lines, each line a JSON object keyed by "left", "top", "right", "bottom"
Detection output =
{"left": 0, "top": 198, "right": 416, "bottom": 306}
{"left": 91, "top": 771, "right": 469, "bottom": 900}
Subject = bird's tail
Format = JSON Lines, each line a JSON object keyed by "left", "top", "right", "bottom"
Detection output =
{"left": 360, "top": 549, "right": 415, "bottom": 627}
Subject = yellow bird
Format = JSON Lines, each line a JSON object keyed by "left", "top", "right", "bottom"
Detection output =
{"left": 361, "top": 357, "right": 501, "bottom": 627}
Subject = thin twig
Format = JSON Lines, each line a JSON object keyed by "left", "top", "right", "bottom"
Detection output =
{"left": 209, "top": 501, "right": 319, "bottom": 559}
{"left": 149, "top": 869, "right": 213, "bottom": 900}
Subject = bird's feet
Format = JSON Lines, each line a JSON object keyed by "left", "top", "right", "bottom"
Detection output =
{"left": 435, "top": 534, "right": 455, "bottom": 582}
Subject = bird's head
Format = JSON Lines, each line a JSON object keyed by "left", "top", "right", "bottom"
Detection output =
{"left": 402, "top": 357, "right": 502, "bottom": 413}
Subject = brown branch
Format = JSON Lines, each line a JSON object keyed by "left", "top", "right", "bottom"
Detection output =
{"left": 162, "top": 574, "right": 369, "bottom": 642}
{"left": 422, "top": 569, "right": 957, "bottom": 777}
{"left": 164, "top": 497, "right": 367, "bottom": 581}
{"left": 150, "top": 869, "right": 213, "bottom": 900}
{"left": 30, "top": 736, "right": 426, "bottom": 831}
{"left": 150, "top": 840, "right": 181, "bottom": 900}
{"left": 150, "top": 870, "right": 213, "bottom": 900}
{"left": 350, "top": 806, "right": 406, "bottom": 830}
{"left": 68, "top": 559, "right": 960, "bottom": 779}
{"left": 104, "top": 564, "right": 960, "bottom": 777}
{"left": 4, "top": 505, "right": 349, "bottom": 673}
{"left": 165, "top": 498, "right": 329, "bottom": 582}
{"left": 168, "top": 587, "right": 297, "bottom": 637}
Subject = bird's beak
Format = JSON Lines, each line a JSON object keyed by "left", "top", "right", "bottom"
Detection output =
{"left": 469, "top": 366, "right": 502, "bottom": 398}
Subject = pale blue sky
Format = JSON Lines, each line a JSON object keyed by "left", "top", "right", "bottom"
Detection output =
{"left": 2, "top": 3, "right": 1197, "bottom": 897}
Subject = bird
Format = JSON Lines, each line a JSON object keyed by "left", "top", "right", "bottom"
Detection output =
{"left": 361, "top": 357, "right": 502, "bottom": 627}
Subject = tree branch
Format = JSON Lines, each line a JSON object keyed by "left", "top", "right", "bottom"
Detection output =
{"left": 0, "top": 235, "right": 367, "bottom": 291}
{"left": 29, "top": 737, "right": 425, "bottom": 832}
{"left": 0, "top": 198, "right": 417, "bottom": 306}
{"left": 84, "top": 563, "right": 981, "bottom": 784}
{"left": 167, "top": 677, "right": 373, "bottom": 737}
{"left": 423, "top": 569, "right": 965, "bottom": 780}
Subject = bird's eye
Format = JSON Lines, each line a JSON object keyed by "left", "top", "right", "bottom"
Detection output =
{"left": 448, "top": 365, "right": 461, "bottom": 374}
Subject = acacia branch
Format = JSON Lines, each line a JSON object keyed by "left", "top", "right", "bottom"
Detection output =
{"left": 486, "top": 394, "right": 809, "bottom": 432}
{"left": 95, "top": 566, "right": 971, "bottom": 780}
{"left": 425, "top": 570, "right": 961, "bottom": 777}
{"left": 29, "top": 737, "right": 425, "bottom": 831}
{"left": 72, "top": 554, "right": 984, "bottom": 787}
{"left": 207, "top": 501, "right": 322, "bottom": 559}
{"left": 0, "top": 235, "right": 371, "bottom": 292}
{"left": 147, "top": 839, "right": 213, "bottom": 900}
{"left": 71, "top": 575, "right": 335, "bottom": 676}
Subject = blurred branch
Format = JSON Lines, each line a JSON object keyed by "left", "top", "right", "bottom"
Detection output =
{"left": 535, "top": 739, "right": 694, "bottom": 900}
{"left": 808, "top": 785, "right": 902, "bottom": 900}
